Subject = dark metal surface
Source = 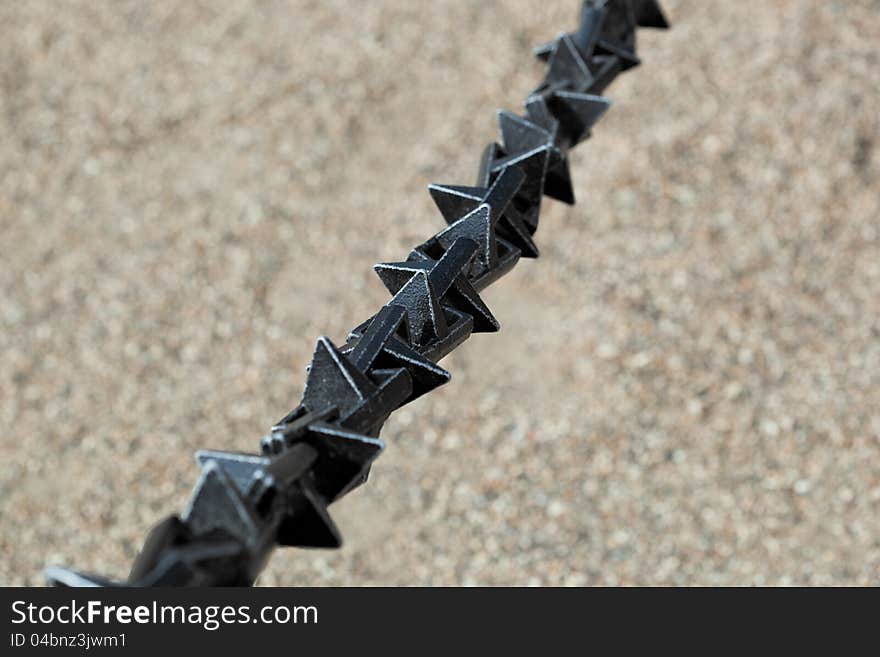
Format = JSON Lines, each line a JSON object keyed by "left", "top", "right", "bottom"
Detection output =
{"left": 46, "top": 0, "right": 668, "bottom": 587}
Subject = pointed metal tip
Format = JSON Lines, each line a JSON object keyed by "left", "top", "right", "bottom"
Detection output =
{"left": 636, "top": 0, "right": 670, "bottom": 29}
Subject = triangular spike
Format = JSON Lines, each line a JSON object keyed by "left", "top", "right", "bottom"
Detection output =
{"left": 183, "top": 462, "right": 261, "bottom": 545}
{"left": 195, "top": 450, "right": 269, "bottom": 494}
{"left": 544, "top": 158, "right": 577, "bottom": 206}
{"left": 494, "top": 202, "right": 541, "bottom": 257}
{"left": 375, "top": 241, "right": 497, "bottom": 334}
{"left": 504, "top": 101, "right": 575, "bottom": 205}
{"left": 431, "top": 167, "right": 523, "bottom": 231}
{"left": 542, "top": 34, "right": 594, "bottom": 92}
{"left": 548, "top": 91, "right": 611, "bottom": 146}
{"left": 301, "top": 336, "right": 377, "bottom": 417}
{"left": 388, "top": 270, "right": 448, "bottom": 346}
{"left": 406, "top": 246, "right": 500, "bottom": 332}
{"left": 377, "top": 337, "right": 451, "bottom": 391}
{"left": 635, "top": 0, "right": 670, "bottom": 29}
{"left": 300, "top": 421, "right": 385, "bottom": 501}
{"left": 488, "top": 147, "right": 549, "bottom": 232}
{"left": 482, "top": 165, "right": 527, "bottom": 224}
{"left": 497, "top": 110, "right": 552, "bottom": 154}
{"left": 436, "top": 204, "right": 496, "bottom": 276}
{"left": 524, "top": 94, "right": 561, "bottom": 141}
{"left": 276, "top": 479, "right": 342, "bottom": 549}
{"left": 428, "top": 184, "right": 483, "bottom": 225}
{"left": 374, "top": 261, "right": 429, "bottom": 295}
{"left": 429, "top": 168, "right": 535, "bottom": 257}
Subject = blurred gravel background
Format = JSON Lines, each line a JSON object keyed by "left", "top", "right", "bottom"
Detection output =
{"left": 1, "top": 0, "right": 879, "bottom": 586}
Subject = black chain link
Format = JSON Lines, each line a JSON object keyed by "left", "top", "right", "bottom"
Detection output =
{"left": 46, "top": 0, "right": 669, "bottom": 587}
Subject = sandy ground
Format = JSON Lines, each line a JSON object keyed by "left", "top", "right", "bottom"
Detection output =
{"left": 1, "top": 0, "right": 878, "bottom": 586}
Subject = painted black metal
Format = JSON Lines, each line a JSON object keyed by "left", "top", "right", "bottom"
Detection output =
{"left": 45, "top": 0, "right": 668, "bottom": 587}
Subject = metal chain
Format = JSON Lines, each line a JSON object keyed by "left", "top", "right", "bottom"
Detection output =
{"left": 46, "top": 0, "right": 669, "bottom": 587}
